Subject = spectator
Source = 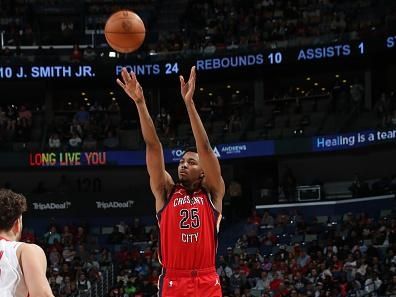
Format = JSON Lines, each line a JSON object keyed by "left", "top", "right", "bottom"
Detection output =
{"left": 83, "top": 46, "right": 97, "bottom": 62}
{"left": 375, "top": 92, "right": 392, "bottom": 128}
{"left": 6, "top": 104, "right": 17, "bottom": 131}
{"left": 49, "top": 246, "right": 62, "bottom": 268}
{"left": 69, "top": 132, "right": 82, "bottom": 148}
{"left": 108, "top": 226, "right": 124, "bottom": 244}
{"left": 84, "top": 254, "right": 100, "bottom": 273}
{"left": 44, "top": 225, "right": 62, "bottom": 245}
{"left": 61, "top": 19, "right": 74, "bottom": 43}
{"left": 61, "top": 225, "right": 74, "bottom": 246}
{"left": 385, "top": 274, "right": 396, "bottom": 296}
{"left": 253, "top": 272, "right": 269, "bottom": 291}
{"left": 75, "top": 226, "right": 87, "bottom": 245}
{"left": 343, "top": 254, "right": 357, "bottom": 282}
{"left": 0, "top": 106, "right": 7, "bottom": 129}
{"left": 202, "top": 41, "right": 216, "bottom": 54}
{"left": 76, "top": 273, "right": 91, "bottom": 294}
{"left": 261, "top": 211, "right": 275, "bottom": 228}
{"left": 108, "top": 101, "right": 120, "bottom": 113}
{"left": 98, "top": 248, "right": 112, "bottom": 268}
{"left": 53, "top": 267, "right": 64, "bottom": 287}
{"left": 248, "top": 209, "right": 261, "bottom": 226}
{"left": 62, "top": 245, "right": 76, "bottom": 263}
{"left": 217, "top": 256, "right": 233, "bottom": 279}
{"left": 229, "top": 267, "right": 247, "bottom": 293}
{"left": 140, "top": 278, "right": 157, "bottom": 296}
{"left": 296, "top": 250, "right": 311, "bottom": 272}
{"left": 49, "top": 133, "right": 61, "bottom": 149}
{"left": 364, "top": 271, "right": 383, "bottom": 294}
{"left": 17, "top": 105, "right": 32, "bottom": 127}
{"left": 74, "top": 106, "right": 90, "bottom": 127}
{"left": 21, "top": 228, "right": 36, "bottom": 244}
{"left": 155, "top": 107, "right": 171, "bottom": 136}
{"left": 70, "top": 119, "right": 83, "bottom": 137}
{"left": 228, "top": 109, "right": 242, "bottom": 133}
{"left": 59, "top": 276, "right": 76, "bottom": 296}
{"left": 281, "top": 168, "right": 297, "bottom": 201}
{"left": 124, "top": 281, "right": 137, "bottom": 296}
{"left": 71, "top": 44, "right": 82, "bottom": 63}
{"left": 129, "top": 217, "right": 145, "bottom": 241}
{"left": 82, "top": 133, "right": 97, "bottom": 150}
{"left": 349, "top": 174, "right": 370, "bottom": 198}
{"left": 103, "top": 130, "right": 119, "bottom": 149}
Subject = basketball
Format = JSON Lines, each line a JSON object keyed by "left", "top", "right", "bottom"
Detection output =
{"left": 104, "top": 10, "right": 146, "bottom": 53}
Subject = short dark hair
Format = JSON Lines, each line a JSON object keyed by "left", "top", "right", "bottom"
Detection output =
{"left": 0, "top": 189, "right": 27, "bottom": 231}
{"left": 182, "top": 146, "right": 197, "bottom": 157}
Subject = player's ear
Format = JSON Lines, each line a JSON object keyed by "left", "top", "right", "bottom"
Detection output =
{"left": 200, "top": 171, "right": 205, "bottom": 179}
{"left": 12, "top": 216, "right": 22, "bottom": 235}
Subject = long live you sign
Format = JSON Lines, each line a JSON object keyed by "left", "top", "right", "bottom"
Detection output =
{"left": 29, "top": 151, "right": 106, "bottom": 167}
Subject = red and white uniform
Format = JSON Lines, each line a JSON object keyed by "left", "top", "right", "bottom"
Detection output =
{"left": 0, "top": 237, "right": 28, "bottom": 297}
{"left": 157, "top": 184, "right": 222, "bottom": 297}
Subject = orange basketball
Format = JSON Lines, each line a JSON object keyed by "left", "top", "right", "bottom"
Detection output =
{"left": 104, "top": 10, "right": 146, "bottom": 53}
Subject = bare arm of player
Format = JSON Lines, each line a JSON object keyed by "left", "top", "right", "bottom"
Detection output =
{"left": 180, "top": 66, "right": 225, "bottom": 212}
{"left": 20, "top": 244, "right": 54, "bottom": 297}
{"left": 117, "top": 68, "right": 174, "bottom": 211}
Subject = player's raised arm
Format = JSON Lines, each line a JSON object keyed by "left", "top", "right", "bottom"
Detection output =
{"left": 179, "top": 66, "right": 225, "bottom": 211}
{"left": 117, "top": 68, "right": 174, "bottom": 211}
{"left": 20, "top": 244, "right": 54, "bottom": 297}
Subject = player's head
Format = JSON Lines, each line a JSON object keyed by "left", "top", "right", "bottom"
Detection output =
{"left": 0, "top": 189, "right": 27, "bottom": 240}
{"left": 178, "top": 147, "right": 204, "bottom": 186}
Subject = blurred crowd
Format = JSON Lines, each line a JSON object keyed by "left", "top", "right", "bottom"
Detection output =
{"left": 217, "top": 209, "right": 396, "bottom": 297}
{"left": 0, "top": 103, "right": 37, "bottom": 147}
{"left": 25, "top": 206, "right": 395, "bottom": 297}
{"left": 154, "top": 0, "right": 396, "bottom": 53}
{"left": 0, "top": 0, "right": 395, "bottom": 55}
{"left": 0, "top": 0, "right": 396, "bottom": 150}
{"left": 1, "top": 84, "right": 395, "bottom": 152}
{"left": 21, "top": 223, "right": 113, "bottom": 297}
{"left": 49, "top": 102, "right": 122, "bottom": 151}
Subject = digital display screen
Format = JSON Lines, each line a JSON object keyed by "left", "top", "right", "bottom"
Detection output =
{"left": 0, "top": 35, "right": 394, "bottom": 80}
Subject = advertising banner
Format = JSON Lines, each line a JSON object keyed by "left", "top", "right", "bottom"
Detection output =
{"left": 26, "top": 193, "right": 154, "bottom": 217}
{"left": 0, "top": 129, "right": 394, "bottom": 169}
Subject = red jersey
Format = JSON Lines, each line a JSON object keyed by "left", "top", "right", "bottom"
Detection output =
{"left": 157, "top": 184, "right": 221, "bottom": 270}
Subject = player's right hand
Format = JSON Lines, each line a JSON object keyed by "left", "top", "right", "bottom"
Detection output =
{"left": 116, "top": 67, "right": 145, "bottom": 104}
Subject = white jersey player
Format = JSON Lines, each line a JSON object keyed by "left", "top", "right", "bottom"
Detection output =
{"left": 0, "top": 189, "right": 54, "bottom": 297}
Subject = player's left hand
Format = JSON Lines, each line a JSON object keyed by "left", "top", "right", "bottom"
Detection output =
{"left": 179, "top": 66, "right": 196, "bottom": 104}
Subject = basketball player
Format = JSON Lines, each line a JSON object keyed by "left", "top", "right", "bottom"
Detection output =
{"left": 0, "top": 188, "right": 54, "bottom": 297}
{"left": 117, "top": 66, "right": 224, "bottom": 297}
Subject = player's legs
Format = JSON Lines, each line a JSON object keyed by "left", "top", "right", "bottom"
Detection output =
{"left": 196, "top": 272, "right": 222, "bottom": 297}
{"left": 158, "top": 275, "right": 195, "bottom": 297}
{"left": 158, "top": 268, "right": 222, "bottom": 297}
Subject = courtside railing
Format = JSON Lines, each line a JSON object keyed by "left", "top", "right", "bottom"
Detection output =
{"left": 84, "top": 264, "right": 114, "bottom": 297}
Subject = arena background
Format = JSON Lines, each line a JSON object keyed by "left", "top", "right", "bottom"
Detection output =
{"left": 0, "top": 0, "right": 395, "bottom": 296}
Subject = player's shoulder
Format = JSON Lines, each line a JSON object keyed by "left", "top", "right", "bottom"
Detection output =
{"left": 202, "top": 180, "right": 225, "bottom": 198}
{"left": 168, "top": 183, "right": 183, "bottom": 195}
{"left": 16, "top": 242, "right": 46, "bottom": 264}
{"left": 200, "top": 185, "right": 212, "bottom": 196}
{"left": 18, "top": 242, "right": 45, "bottom": 255}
